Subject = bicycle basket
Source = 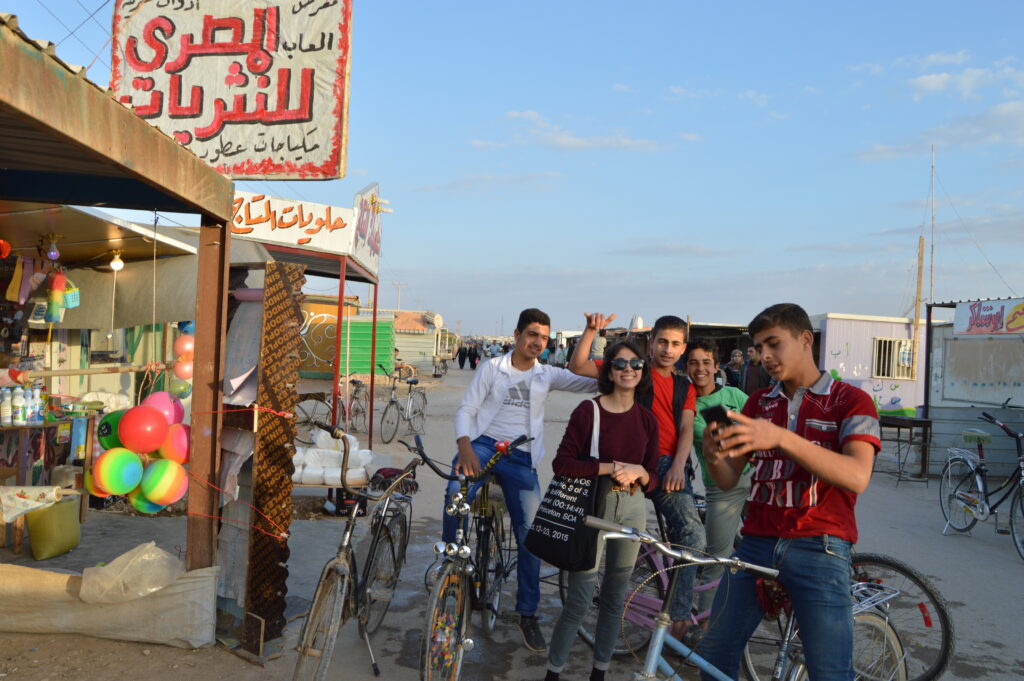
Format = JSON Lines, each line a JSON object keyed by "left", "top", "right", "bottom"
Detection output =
{"left": 64, "top": 279, "right": 80, "bottom": 308}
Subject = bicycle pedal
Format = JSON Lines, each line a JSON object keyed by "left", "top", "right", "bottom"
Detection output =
{"left": 995, "top": 528, "right": 1011, "bottom": 535}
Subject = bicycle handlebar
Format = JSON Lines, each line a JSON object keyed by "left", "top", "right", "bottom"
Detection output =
{"left": 979, "top": 412, "right": 1023, "bottom": 439}
{"left": 310, "top": 421, "right": 421, "bottom": 501}
{"left": 399, "top": 434, "right": 532, "bottom": 483}
{"left": 585, "top": 515, "right": 780, "bottom": 580}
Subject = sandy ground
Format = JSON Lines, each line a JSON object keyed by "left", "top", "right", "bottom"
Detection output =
{"left": 2, "top": 367, "right": 1022, "bottom": 681}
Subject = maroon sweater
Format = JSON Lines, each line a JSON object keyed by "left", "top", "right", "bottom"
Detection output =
{"left": 552, "top": 397, "right": 661, "bottom": 491}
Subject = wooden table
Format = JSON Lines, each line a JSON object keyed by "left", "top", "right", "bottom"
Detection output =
{"left": 879, "top": 414, "right": 932, "bottom": 483}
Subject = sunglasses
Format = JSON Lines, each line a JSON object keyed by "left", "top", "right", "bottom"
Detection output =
{"left": 609, "top": 357, "right": 645, "bottom": 371}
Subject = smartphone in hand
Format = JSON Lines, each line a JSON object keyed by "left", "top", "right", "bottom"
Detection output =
{"left": 700, "top": 404, "right": 732, "bottom": 427}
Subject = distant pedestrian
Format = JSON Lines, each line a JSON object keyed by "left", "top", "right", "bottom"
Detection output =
{"left": 457, "top": 343, "right": 468, "bottom": 369}
{"left": 588, "top": 329, "right": 607, "bottom": 360}
{"left": 724, "top": 348, "right": 744, "bottom": 388}
{"left": 740, "top": 346, "right": 772, "bottom": 395}
{"left": 469, "top": 344, "right": 480, "bottom": 370}
{"left": 551, "top": 344, "right": 567, "bottom": 368}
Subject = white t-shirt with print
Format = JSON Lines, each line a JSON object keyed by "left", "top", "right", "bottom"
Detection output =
{"left": 481, "top": 364, "right": 534, "bottom": 451}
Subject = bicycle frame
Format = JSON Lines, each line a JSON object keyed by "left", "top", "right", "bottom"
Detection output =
{"left": 949, "top": 412, "right": 1024, "bottom": 521}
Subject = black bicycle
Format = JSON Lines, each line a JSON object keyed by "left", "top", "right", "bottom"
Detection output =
{"left": 940, "top": 407, "right": 1024, "bottom": 561}
{"left": 292, "top": 422, "right": 419, "bottom": 681}
{"left": 402, "top": 434, "right": 530, "bottom": 681}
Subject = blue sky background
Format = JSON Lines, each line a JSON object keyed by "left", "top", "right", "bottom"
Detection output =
{"left": 11, "top": 1, "right": 1024, "bottom": 335}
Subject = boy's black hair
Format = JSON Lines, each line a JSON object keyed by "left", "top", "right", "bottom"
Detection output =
{"left": 684, "top": 337, "right": 719, "bottom": 364}
{"left": 652, "top": 315, "right": 688, "bottom": 341}
{"left": 516, "top": 308, "right": 551, "bottom": 332}
{"left": 748, "top": 303, "right": 813, "bottom": 338}
{"left": 597, "top": 340, "right": 652, "bottom": 395}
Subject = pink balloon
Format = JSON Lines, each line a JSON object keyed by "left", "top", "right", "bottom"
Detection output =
{"left": 142, "top": 391, "right": 185, "bottom": 425}
{"left": 173, "top": 359, "right": 194, "bottom": 380}
{"left": 158, "top": 423, "right": 191, "bottom": 464}
{"left": 173, "top": 334, "right": 195, "bottom": 357}
{"left": 118, "top": 406, "right": 170, "bottom": 454}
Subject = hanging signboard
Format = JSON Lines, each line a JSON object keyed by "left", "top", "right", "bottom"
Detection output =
{"left": 953, "top": 298, "right": 1024, "bottom": 335}
{"left": 110, "top": 0, "right": 353, "bottom": 180}
{"left": 350, "top": 183, "right": 383, "bottom": 278}
{"left": 231, "top": 190, "right": 380, "bottom": 278}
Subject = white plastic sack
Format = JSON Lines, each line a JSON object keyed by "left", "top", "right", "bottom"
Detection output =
{"left": 312, "top": 428, "right": 359, "bottom": 453}
{"left": 79, "top": 541, "right": 186, "bottom": 603}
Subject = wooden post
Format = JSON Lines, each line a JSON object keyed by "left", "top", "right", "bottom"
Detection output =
{"left": 368, "top": 282, "right": 379, "bottom": 448}
{"left": 331, "top": 256, "right": 348, "bottom": 425}
{"left": 187, "top": 220, "right": 231, "bottom": 570}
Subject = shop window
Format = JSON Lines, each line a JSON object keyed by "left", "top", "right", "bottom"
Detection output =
{"left": 872, "top": 337, "right": 917, "bottom": 380}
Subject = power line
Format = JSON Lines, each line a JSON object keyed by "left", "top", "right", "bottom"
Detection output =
{"left": 34, "top": 0, "right": 111, "bottom": 70}
{"left": 57, "top": 0, "right": 111, "bottom": 46}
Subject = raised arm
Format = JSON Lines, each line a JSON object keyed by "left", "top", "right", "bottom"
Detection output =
{"left": 568, "top": 312, "right": 616, "bottom": 378}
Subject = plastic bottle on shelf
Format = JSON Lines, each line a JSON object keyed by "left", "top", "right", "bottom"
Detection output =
{"left": 12, "top": 387, "right": 26, "bottom": 426}
{"left": 0, "top": 388, "right": 12, "bottom": 426}
{"left": 29, "top": 386, "right": 44, "bottom": 424}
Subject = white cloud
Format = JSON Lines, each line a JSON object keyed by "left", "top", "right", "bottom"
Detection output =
{"left": 470, "top": 139, "right": 506, "bottom": 150}
{"left": 506, "top": 110, "right": 661, "bottom": 152}
{"left": 664, "top": 85, "right": 711, "bottom": 101}
{"left": 769, "top": 111, "right": 790, "bottom": 120}
{"left": 849, "top": 63, "right": 883, "bottom": 75}
{"left": 803, "top": 85, "right": 823, "bottom": 95}
{"left": 739, "top": 90, "right": 768, "bottom": 107}
{"left": 414, "top": 172, "right": 561, "bottom": 193}
{"left": 919, "top": 50, "right": 970, "bottom": 68}
{"left": 909, "top": 63, "right": 1024, "bottom": 100}
{"left": 909, "top": 72, "right": 952, "bottom": 96}
{"left": 677, "top": 132, "right": 701, "bottom": 142}
{"left": 617, "top": 240, "right": 736, "bottom": 257}
{"left": 611, "top": 83, "right": 631, "bottom": 93}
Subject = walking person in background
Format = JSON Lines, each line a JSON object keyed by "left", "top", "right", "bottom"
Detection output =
{"left": 447, "top": 308, "right": 598, "bottom": 653}
{"left": 724, "top": 348, "right": 744, "bottom": 388}
{"left": 740, "top": 345, "right": 772, "bottom": 395}
{"left": 457, "top": 342, "right": 468, "bottom": 369}
{"left": 683, "top": 338, "right": 750, "bottom": 619}
{"left": 551, "top": 343, "right": 567, "bottom": 368}
{"left": 469, "top": 343, "right": 480, "bottom": 370}
{"left": 589, "top": 328, "right": 608, "bottom": 360}
{"left": 545, "top": 340, "right": 661, "bottom": 681}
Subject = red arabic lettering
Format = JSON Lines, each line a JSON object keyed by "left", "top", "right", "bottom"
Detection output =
{"left": 164, "top": 7, "right": 279, "bottom": 75}
{"left": 192, "top": 67, "right": 315, "bottom": 140}
{"left": 167, "top": 75, "right": 203, "bottom": 117}
{"left": 966, "top": 301, "right": 1005, "bottom": 333}
{"left": 124, "top": 16, "right": 175, "bottom": 73}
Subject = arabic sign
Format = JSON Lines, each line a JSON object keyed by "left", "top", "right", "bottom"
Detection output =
{"left": 350, "top": 183, "right": 382, "bottom": 278}
{"left": 110, "top": 0, "right": 352, "bottom": 179}
{"left": 954, "top": 299, "right": 1024, "bottom": 335}
{"left": 232, "top": 190, "right": 380, "bottom": 277}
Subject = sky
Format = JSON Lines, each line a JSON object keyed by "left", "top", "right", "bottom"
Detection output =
{"left": 11, "top": 1, "right": 1024, "bottom": 335}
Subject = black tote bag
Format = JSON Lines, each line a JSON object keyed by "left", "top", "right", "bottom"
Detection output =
{"left": 525, "top": 399, "right": 602, "bottom": 572}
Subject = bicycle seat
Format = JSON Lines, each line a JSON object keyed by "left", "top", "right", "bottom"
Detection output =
{"left": 962, "top": 428, "right": 992, "bottom": 445}
{"left": 405, "top": 378, "right": 419, "bottom": 385}
{"left": 349, "top": 378, "right": 363, "bottom": 386}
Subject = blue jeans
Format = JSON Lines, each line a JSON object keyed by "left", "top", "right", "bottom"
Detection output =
{"left": 698, "top": 534, "right": 854, "bottom": 681}
{"left": 648, "top": 455, "right": 706, "bottom": 621}
{"left": 441, "top": 435, "right": 542, "bottom": 616}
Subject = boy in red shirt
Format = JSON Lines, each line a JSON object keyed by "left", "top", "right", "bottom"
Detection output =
{"left": 699, "top": 303, "right": 880, "bottom": 681}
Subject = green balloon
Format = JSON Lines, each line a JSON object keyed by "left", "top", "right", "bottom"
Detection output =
{"left": 97, "top": 409, "right": 127, "bottom": 449}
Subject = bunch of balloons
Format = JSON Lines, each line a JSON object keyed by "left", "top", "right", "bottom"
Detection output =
{"left": 170, "top": 323, "right": 194, "bottom": 399}
{"left": 87, "top": 391, "right": 191, "bottom": 514}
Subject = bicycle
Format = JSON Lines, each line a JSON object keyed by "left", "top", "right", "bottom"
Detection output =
{"left": 587, "top": 515, "right": 906, "bottom": 681}
{"left": 745, "top": 552, "right": 953, "bottom": 681}
{"left": 292, "top": 422, "right": 420, "bottom": 681}
{"left": 403, "top": 433, "right": 530, "bottom": 681}
{"left": 433, "top": 355, "right": 449, "bottom": 377}
{"left": 294, "top": 375, "right": 370, "bottom": 445}
{"left": 378, "top": 363, "right": 428, "bottom": 444}
{"left": 939, "top": 408, "right": 1024, "bottom": 561}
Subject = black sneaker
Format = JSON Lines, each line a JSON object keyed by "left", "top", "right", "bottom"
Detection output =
{"left": 518, "top": 615, "right": 547, "bottom": 653}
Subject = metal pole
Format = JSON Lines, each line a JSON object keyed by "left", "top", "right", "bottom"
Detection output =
{"left": 332, "top": 257, "right": 347, "bottom": 427}
{"left": 368, "top": 282, "right": 380, "bottom": 447}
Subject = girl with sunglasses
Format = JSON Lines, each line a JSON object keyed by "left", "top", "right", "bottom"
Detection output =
{"left": 545, "top": 340, "right": 662, "bottom": 681}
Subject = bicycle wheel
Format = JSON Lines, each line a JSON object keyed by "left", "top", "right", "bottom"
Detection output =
{"left": 293, "top": 561, "right": 350, "bottom": 681}
{"left": 743, "top": 609, "right": 796, "bottom": 681}
{"left": 938, "top": 457, "right": 981, "bottom": 532}
{"left": 361, "top": 522, "right": 398, "bottom": 636}
{"left": 349, "top": 391, "right": 369, "bottom": 433}
{"left": 851, "top": 553, "right": 953, "bottom": 681}
{"left": 380, "top": 401, "right": 400, "bottom": 444}
{"left": 294, "top": 398, "right": 333, "bottom": 446}
{"left": 476, "top": 502, "right": 509, "bottom": 634}
{"left": 785, "top": 612, "right": 906, "bottom": 681}
{"left": 1009, "top": 486, "right": 1024, "bottom": 561}
{"left": 409, "top": 391, "right": 427, "bottom": 434}
{"left": 388, "top": 509, "right": 411, "bottom": 569}
{"left": 559, "top": 548, "right": 666, "bottom": 658}
{"left": 421, "top": 563, "right": 469, "bottom": 681}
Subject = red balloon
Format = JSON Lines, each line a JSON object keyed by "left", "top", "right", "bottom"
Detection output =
{"left": 173, "top": 359, "right": 194, "bottom": 380}
{"left": 118, "top": 405, "right": 170, "bottom": 454}
{"left": 173, "top": 334, "right": 195, "bottom": 357}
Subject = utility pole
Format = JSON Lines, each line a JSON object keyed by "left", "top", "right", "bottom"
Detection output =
{"left": 929, "top": 144, "right": 935, "bottom": 305}
{"left": 393, "top": 281, "right": 406, "bottom": 311}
